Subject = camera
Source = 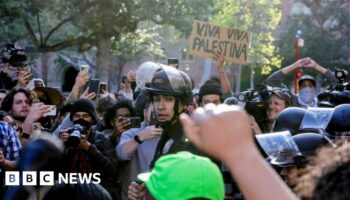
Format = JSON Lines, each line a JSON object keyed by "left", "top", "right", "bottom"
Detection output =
{"left": 318, "top": 68, "right": 350, "bottom": 107}
{"left": 1, "top": 43, "right": 34, "bottom": 67}
{"left": 65, "top": 124, "right": 88, "bottom": 148}
{"left": 235, "top": 85, "right": 270, "bottom": 129}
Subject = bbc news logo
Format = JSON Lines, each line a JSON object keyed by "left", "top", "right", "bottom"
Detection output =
{"left": 5, "top": 171, "right": 101, "bottom": 186}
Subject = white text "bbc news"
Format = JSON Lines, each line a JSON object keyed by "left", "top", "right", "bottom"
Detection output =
{"left": 5, "top": 171, "right": 101, "bottom": 186}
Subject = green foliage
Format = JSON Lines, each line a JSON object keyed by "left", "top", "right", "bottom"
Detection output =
{"left": 111, "top": 27, "right": 165, "bottom": 62}
{"left": 0, "top": 0, "right": 213, "bottom": 57}
{"left": 277, "top": 0, "right": 350, "bottom": 69}
{"left": 212, "top": 0, "right": 282, "bottom": 75}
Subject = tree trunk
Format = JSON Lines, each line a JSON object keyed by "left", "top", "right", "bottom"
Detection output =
{"left": 95, "top": 38, "right": 112, "bottom": 82}
{"left": 108, "top": 57, "right": 125, "bottom": 93}
{"left": 41, "top": 53, "right": 49, "bottom": 84}
{"left": 232, "top": 64, "right": 242, "bottom": 93}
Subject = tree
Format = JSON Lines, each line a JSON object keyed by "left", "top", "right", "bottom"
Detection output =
{"left": 277, "top": 0, "right": 350, "bottom": 69}
{"left": 0, "top": 0, "right": 214, "bottom": 84}
{"left": 212, "top": 0, "right": 282, "bottom": 75}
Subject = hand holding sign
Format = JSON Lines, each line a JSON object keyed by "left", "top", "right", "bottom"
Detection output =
{"left": 189, "top": 20, "right": 252, "bottom": 64}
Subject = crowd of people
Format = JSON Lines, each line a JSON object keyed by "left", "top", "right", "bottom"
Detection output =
{"left": 0, "top": 44, "right": 349, "bottom": 200}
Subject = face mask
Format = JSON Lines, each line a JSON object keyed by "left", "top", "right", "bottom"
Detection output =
{"left": 299, "top": 87, "right": 316, "bottom": 104}
{"left": 73, "top": 118, "right": 92, "bottom": 131}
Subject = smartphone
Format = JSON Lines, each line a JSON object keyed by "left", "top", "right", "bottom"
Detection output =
{"left": 43, "top": 105, "right": 57, "bottom": 117}
{"left": 168, "top": 58, "right": 179, "bottom": 69}
{"left": 127, "top": 117, "right": 141, "bottom": 128}
{"left": 99, "top": 82, "right": 108, "bottom": 94}
{"left": 88, "top": 79, "right": 100, "bottom": 99}
{"left": 149, "top": 111, "right": 159, "bottom": 127}
{"left": 32, "top": 122, "right": 42, "bottom": 137}
{"left": 34, "top": 79, "right": 45, "bottom": 88}
{"left": 80, "top": 64, "right": 89, "bottom": 72}
{"left": 26, "top": 78, "right": 45, "bottom": 90}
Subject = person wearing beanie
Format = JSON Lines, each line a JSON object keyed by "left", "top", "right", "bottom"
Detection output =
{"left": 58, "top": 99, "right": 120, "bottom": 199}
{"left": 267, "top": 57, "right": 338, "bottom": 108}
{"left": 198, "top": 80, "right": 224, "bottom": 106}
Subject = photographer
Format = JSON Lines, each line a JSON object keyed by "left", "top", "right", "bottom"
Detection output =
{"left": 267, "top": 57, "right": 338, "bottom": 108}
{"left": 0, "top": 44, "right": 35, "bottom": 90}
{"left": 58, "top": 99, "right": 119, "bottom": 199}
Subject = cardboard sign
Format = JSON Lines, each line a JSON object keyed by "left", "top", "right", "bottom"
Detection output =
{"left": 189, "top": 20, "right": 252, "bottom": 64}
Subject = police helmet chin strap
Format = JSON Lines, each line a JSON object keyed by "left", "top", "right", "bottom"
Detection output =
{"left": 151, "top": 97, "right": 186, "bottom": 128}
{"left": 170, "top": 98, "right": 188, "bottom": 123}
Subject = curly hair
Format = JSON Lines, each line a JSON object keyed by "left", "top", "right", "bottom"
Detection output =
{"left": 0, "top": 87, "right": 33, "bottom": 112}
{"left": 103, "top": 99, "right": 136, "bottom": 129}
{"left": 291, "top": 141, "right": 350, "bottom": 200}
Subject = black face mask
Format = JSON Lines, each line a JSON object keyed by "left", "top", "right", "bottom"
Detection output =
{"left": 73, "top": 118, "right": 92, "bottom": 131}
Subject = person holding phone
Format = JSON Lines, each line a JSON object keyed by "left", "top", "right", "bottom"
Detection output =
{"left": 102, "top": 100, "right": 136, "bottom": 140}
{"left": 116, "top": 101, "right": 162, "bottom": 200}
{"left": 0, "top": 88, "right": 51, "bottom": 141}
{"left": 0, "top": 45, "right": 34, "bottom": 90}
{"left": 65, "top": 69, "right": 96, "bottom": 105}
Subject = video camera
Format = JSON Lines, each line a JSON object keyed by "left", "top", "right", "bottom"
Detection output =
{"left": 318, "top": 68, "right": 350, "bottom": 107}
{"left": 1, "top": 43, "right": 34, "bottom": 67}
{"left": 65, "top": 124, "right": 88, "bottom": 148}
{"left": 235, "top": 85, "right": 270, "bottom": 129}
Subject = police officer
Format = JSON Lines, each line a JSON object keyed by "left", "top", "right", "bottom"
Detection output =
{"left": 145, "top": 66, "right": 204, "bottom": 167}
{"left": 127, "top": 66, "right": 206, "bottom": 200}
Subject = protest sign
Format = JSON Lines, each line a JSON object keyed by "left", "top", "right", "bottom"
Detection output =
{"left": 189, "top": 20, "right": 252, "bottom": 64}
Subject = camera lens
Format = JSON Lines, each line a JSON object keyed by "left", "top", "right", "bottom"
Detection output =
{"left": 66, "top": 130, "right": 81, "bottom": 148}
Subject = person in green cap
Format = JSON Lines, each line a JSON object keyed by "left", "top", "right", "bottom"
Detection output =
{"left": 136, "top": 151, "right": 224, "bottom": 200}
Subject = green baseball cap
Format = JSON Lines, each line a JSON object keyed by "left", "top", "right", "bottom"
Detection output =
{"left": 137, "top": 151, "right": 224, "bottom": 200}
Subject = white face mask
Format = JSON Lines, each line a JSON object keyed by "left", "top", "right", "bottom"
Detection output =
{"left": 299, "top": 87, "right": 316, "bottom": 104}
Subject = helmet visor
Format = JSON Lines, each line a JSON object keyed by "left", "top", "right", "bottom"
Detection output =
{"left": 300, "top": 107, "right": 334, "bottom": 130}
{"left": 256, "top": 131, "right": 301, "bottom": 167}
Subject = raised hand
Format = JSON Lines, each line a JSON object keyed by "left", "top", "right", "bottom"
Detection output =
{"left": 180, "top": 104, "right": 253, "bottom": 162}
{"left": 80, "top": 87, "right": 96, "bottom": 100}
